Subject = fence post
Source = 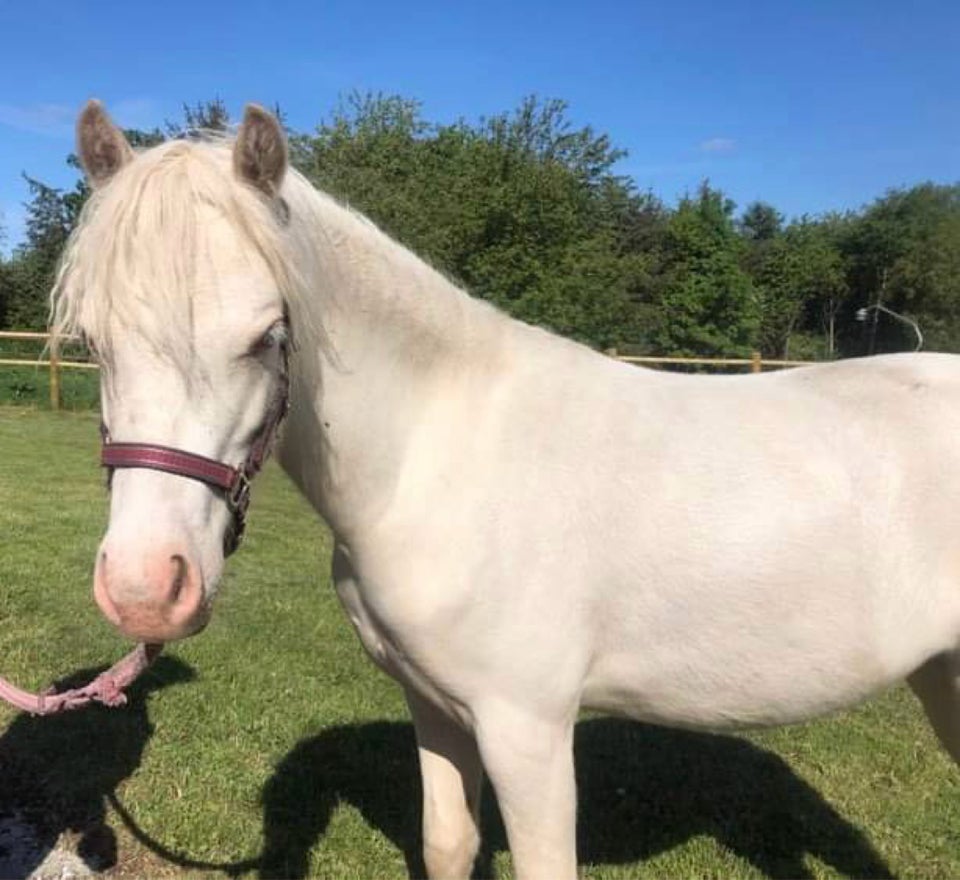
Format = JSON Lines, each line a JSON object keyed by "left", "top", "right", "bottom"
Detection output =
{"left": 751, "top": 351, "right": 762, "bottom": 374}
{"left": 49, "top": 338, "right": 61, "bottom": 410}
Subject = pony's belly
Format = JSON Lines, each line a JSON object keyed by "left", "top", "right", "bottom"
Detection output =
{"left": 580, "top": 642, "right": 892, "bottom": 730}
{"left": 581, "top": 683, "right": 870, "bottom": 730}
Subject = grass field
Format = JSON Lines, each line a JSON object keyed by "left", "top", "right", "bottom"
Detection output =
{"left": 0, "top": 408, "right": 958, "bottom": 878}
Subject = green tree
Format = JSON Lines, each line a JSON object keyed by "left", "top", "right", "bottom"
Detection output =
{"left": 0, "top": 175, "right": 81, "bottom": 329}
{"left": 839, "top": 184, "right": 960, "bottom": 353}
{"left": 180, "top": 97, "right": 230, "bottom": 132}
{"left": 750, "top": 219, "right": 848, "bottom": 359}
{"left": 739, "top": 201, "right": 783, "bottom": 243}
{"left": 0, "top": 250, "right": 50, "bottom": 329}
{"left": 648, "top": 183, "right": 757, "bottom": 356}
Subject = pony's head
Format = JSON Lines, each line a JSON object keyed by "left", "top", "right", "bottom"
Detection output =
{"left": 53, "top": 101, "right": 298, "bottom": 642}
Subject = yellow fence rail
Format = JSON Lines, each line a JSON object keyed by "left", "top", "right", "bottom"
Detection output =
{"left": 1, "top": 332, "right": 818, "bottom": 411}
{"left": 606, "top": 349, "right": 813, "bottom": 372}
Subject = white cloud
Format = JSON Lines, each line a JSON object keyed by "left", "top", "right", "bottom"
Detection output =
{"left": 0, "top": 102, "right": 74, "bottom": 138}
{"left": 699, "top": 137, "right": 736, "bottom": 154}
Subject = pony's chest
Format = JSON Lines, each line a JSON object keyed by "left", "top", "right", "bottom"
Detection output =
{"left": 330, "top": 541, "right": 477, "bottom": 722}
{"left": 332, "top": 543, "right": 395, "bottom": 673}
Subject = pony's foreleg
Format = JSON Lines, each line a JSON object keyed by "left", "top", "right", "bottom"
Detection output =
{"left": 475, "top": 703, "right": 578, "bottom": 880}
{"left": 405, "top": 688, "right": 484, "bottom": 879}
{"left": 908, "top": 649, "right": 960, "bottom": 764}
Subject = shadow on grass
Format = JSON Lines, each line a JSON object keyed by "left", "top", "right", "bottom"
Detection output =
{"left": 0, "top": 656, "right": 194, "bottom": 878}
{"left": 260, "top": 718, "right": 894, "bottom": 880}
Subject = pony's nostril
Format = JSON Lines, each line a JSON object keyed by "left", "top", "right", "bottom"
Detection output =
{"left": 169, "top": 554, "right": 188, "bottom": 604}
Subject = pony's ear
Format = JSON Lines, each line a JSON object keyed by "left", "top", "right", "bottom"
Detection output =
{"left": 233, "top": 104, "right": 287, "bottom": 197}
{"left": 76, "top": 100, "right": 134, "bottom": 188}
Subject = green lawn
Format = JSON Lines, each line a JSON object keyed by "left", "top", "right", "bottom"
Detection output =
{"left": 0, "top": 408, "right": 957, "bottom": 878}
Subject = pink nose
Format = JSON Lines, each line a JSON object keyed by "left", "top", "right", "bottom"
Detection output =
{"left": 94, "top": 551, "right": 208, "bottom": 641}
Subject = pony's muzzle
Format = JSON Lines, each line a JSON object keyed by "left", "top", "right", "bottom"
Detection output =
{"left": 94, "top": 547, "right": 209, "bottom": 641}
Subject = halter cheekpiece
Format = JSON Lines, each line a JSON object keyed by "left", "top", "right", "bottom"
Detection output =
{"left": 100, "top": 343, "right": 290, "bottom": 556}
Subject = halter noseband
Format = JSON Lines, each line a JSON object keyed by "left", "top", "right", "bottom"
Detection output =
{"left": 100, "top": 347, "right": 290, "bottom": 556}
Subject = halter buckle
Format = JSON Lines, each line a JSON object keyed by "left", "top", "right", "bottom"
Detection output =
{"left": 228, "top": 471, "right": 252, "bottom": 516}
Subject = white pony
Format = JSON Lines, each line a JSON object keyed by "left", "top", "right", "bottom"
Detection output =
{"left": 54, "top": 101, "right": 959, "bottom": 879}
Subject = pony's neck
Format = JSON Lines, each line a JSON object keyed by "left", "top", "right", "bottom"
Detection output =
{"left": 277, "top": 178, "right": 508, "bottom": 539}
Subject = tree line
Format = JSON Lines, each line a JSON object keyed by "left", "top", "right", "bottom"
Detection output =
{"left": 1, "top": 95, "right": 958, "bottom": 360}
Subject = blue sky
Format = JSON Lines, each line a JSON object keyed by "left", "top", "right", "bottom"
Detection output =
{"left": 1, "top": 0, "right": 958, "bottom": 253}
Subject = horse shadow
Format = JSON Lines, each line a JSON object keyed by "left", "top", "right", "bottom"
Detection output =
{"left": 259, "top": 717, "right": 894, "bottom": 879}
{"left": 0, "top": 656, "right": 195, "bottom": 879}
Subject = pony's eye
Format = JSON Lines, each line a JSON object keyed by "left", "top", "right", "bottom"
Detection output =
{"left": 248, "top": 321, "right": 288, "bottom": 357}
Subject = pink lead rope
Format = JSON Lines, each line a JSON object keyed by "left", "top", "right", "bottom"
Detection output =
{"left": 0, "top": 643, "right": 162, "bottom": 715}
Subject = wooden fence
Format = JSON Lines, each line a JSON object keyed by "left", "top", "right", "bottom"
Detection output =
{"left": 0, "top": 332, "right": 815, "bottom": 411}
{"left": 605, "top": 349, "right": 813, "bottom": 373}
{"left": 0, "top": 331, "right": 97, "bottom": 410}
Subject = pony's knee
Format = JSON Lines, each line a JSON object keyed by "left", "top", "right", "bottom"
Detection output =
{"left": 423, "top": 821, "right": 480, "bottom": 879}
